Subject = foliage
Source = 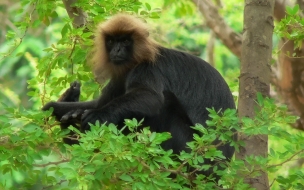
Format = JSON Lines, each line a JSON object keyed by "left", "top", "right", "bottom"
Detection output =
{"left": 275, "top": 4, "right": 304, "bottom": 50}
{"left": 1, "top": 91, "right": 303, "bottom": 189}
{"left": 1, "top": 0, "right": 304, "bottom": 189}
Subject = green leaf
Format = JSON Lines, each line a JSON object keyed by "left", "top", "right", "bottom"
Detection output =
{"left": 138, "top": 163, "right": 143, "bottom": 172}
{"left": 61, "top": 23, "right": 71, "bottom": 37}
{"left": 119, "top": 174, "right": 133, "bottom": 182}
{"left": 145, "top": 3, "right": 151, "bottom": 11}
{"left": 140, "top": 11, "right": 148, "bottom": 15}
{"left": 256, "top": 92, "right": 263, "bottom": 106}
{"left": 149, "top": 132, "right": 156, "bottom": 142}
{"left": 286, "top": 5, "right": 299, "bottom": 15}
{"left": 0, "top": 115, "right": 9, "bottom": 123}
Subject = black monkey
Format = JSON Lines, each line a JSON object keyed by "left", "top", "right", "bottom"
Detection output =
{"left": 42, "top": 14, "right": 236, "bottom": 178}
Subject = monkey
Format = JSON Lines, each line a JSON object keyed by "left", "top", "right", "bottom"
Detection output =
{"left": 42, "top": 14, "right": 236, "bottom": 179}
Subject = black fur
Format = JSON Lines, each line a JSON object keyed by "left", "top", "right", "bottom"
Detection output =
{"left": 47, "top": 81, "right": 81, "bottom": 144}
{"left": 43, "top": 47, "right": 236, "bottom": 178}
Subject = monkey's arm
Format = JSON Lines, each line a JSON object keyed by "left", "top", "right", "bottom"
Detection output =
{"left": 42, "top": 81, "right": 83, "bottom": 121}
{"left": 81, "top": 86, "right": 164, "bottom": 130}
{"left": 55, "top": 81, "right": 81, "bottom": 144}
{"left": 81, "top": 69, "right": 165, "bottom": 130}
{"left": 58, "top": 81, "right": 81, "bottom": 102}
{"left": 41, "top": 81, "right": 83, "bottom": 144}
{"left": 57, "top": 81, "right": 81, "bottom": 128}
{"left": 43, "top": 79, "right": 125, "bottom": 121}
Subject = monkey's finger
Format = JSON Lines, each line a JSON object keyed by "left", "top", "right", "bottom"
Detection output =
{"left": 60, "top": 114, "right": 70, "bottom": 122}
{"left": 72, "top": 109, "right": 84, "bottom": 118}
{"left": 70, "top": 81, "right": 81, "bottom": 89}
{"left": 60, "top": 111, "right": 74, "bottom": 122}
{"left": 81, "top": 109, "right": 90, "bottom": 119}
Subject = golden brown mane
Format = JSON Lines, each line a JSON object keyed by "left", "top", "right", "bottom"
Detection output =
{"left": 92, "top": 14, "right": 159, "bottom": 80}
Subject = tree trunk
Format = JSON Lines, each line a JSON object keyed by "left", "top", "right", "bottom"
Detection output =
{"left": 236, "top": 0, "right": 274, "bottom": 189}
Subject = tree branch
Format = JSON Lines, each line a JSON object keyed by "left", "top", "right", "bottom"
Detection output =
{"left": 207, "top": 31, "right": 216, "bottom": 67}
{"left": 33, "top": 159, "right": 70, "bottom": 167}
{"left": 268, "top": 149, "right": 304, "bottom": 168}
{"left": 274, "top": 0, "right": 291, "bottom": 21}
{"left": 191, "top": 0, "right": 242, "bottom": 58}
{"left": 62, "top": 0, "right": 87, "bottom": 28}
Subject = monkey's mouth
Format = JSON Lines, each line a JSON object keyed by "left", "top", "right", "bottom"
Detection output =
{"left": 110, "top": 57, "right": 128, "bottom": 65}
{"left": 111, "top": 58, "right": 124, "bottom": 61}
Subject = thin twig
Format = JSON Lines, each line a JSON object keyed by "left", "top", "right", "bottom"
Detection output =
{"left": 0, "top": 3, "right": 36, "bottom": 61}
{"left": 268, "top": 149, "right": 304, "bottom": 168}
{"left": 33, "top": 159, "right": 70, "bottom": 167}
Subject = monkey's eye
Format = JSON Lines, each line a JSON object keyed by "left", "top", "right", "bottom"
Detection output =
{"left": 123, "top": 39, "right": 131, "bottom": 45}
{"left": 108, "top": 39, "right": 113, "bottom": 44}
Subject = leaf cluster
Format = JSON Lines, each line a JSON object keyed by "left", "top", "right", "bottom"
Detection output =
{"left": 275, "top": 4, "right": 304, "bottom": 50}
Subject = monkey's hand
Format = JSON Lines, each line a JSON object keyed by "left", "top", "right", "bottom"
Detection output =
{"left": 42, "top": 81, "right": 81, "bottom": 120}
{"left": 80, "top": 109, "right": 115, "bottom": 131}
{"left": 42, "top": 102, "right": 64, "bottom": 121}
{"left": 42, "top": 101, "right": 57, "bottom": 111}
{"left": 60, "top": 109, "right": 84, "bottom": 124}
{"left": 58, "top": 81, "right": 81, "bottom": 102}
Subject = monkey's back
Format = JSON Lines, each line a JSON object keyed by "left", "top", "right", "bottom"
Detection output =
{"left": 148, "top": 47, "right": 235, "bottom": 125}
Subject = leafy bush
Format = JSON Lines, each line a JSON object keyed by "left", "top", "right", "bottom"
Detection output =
{"left": 1, "top": 95, "right": 304, "bottom": 189}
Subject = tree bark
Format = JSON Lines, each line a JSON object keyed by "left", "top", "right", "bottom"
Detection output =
{"left": 237, "top": 0, "right": 274, "bottom": 189}
{"left": 62, "top": 0, "right": 87, "bottom": 28}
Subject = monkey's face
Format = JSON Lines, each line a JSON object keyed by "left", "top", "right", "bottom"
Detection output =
{"left": 105, "top": 34, "right": 134, "bottom": 65}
